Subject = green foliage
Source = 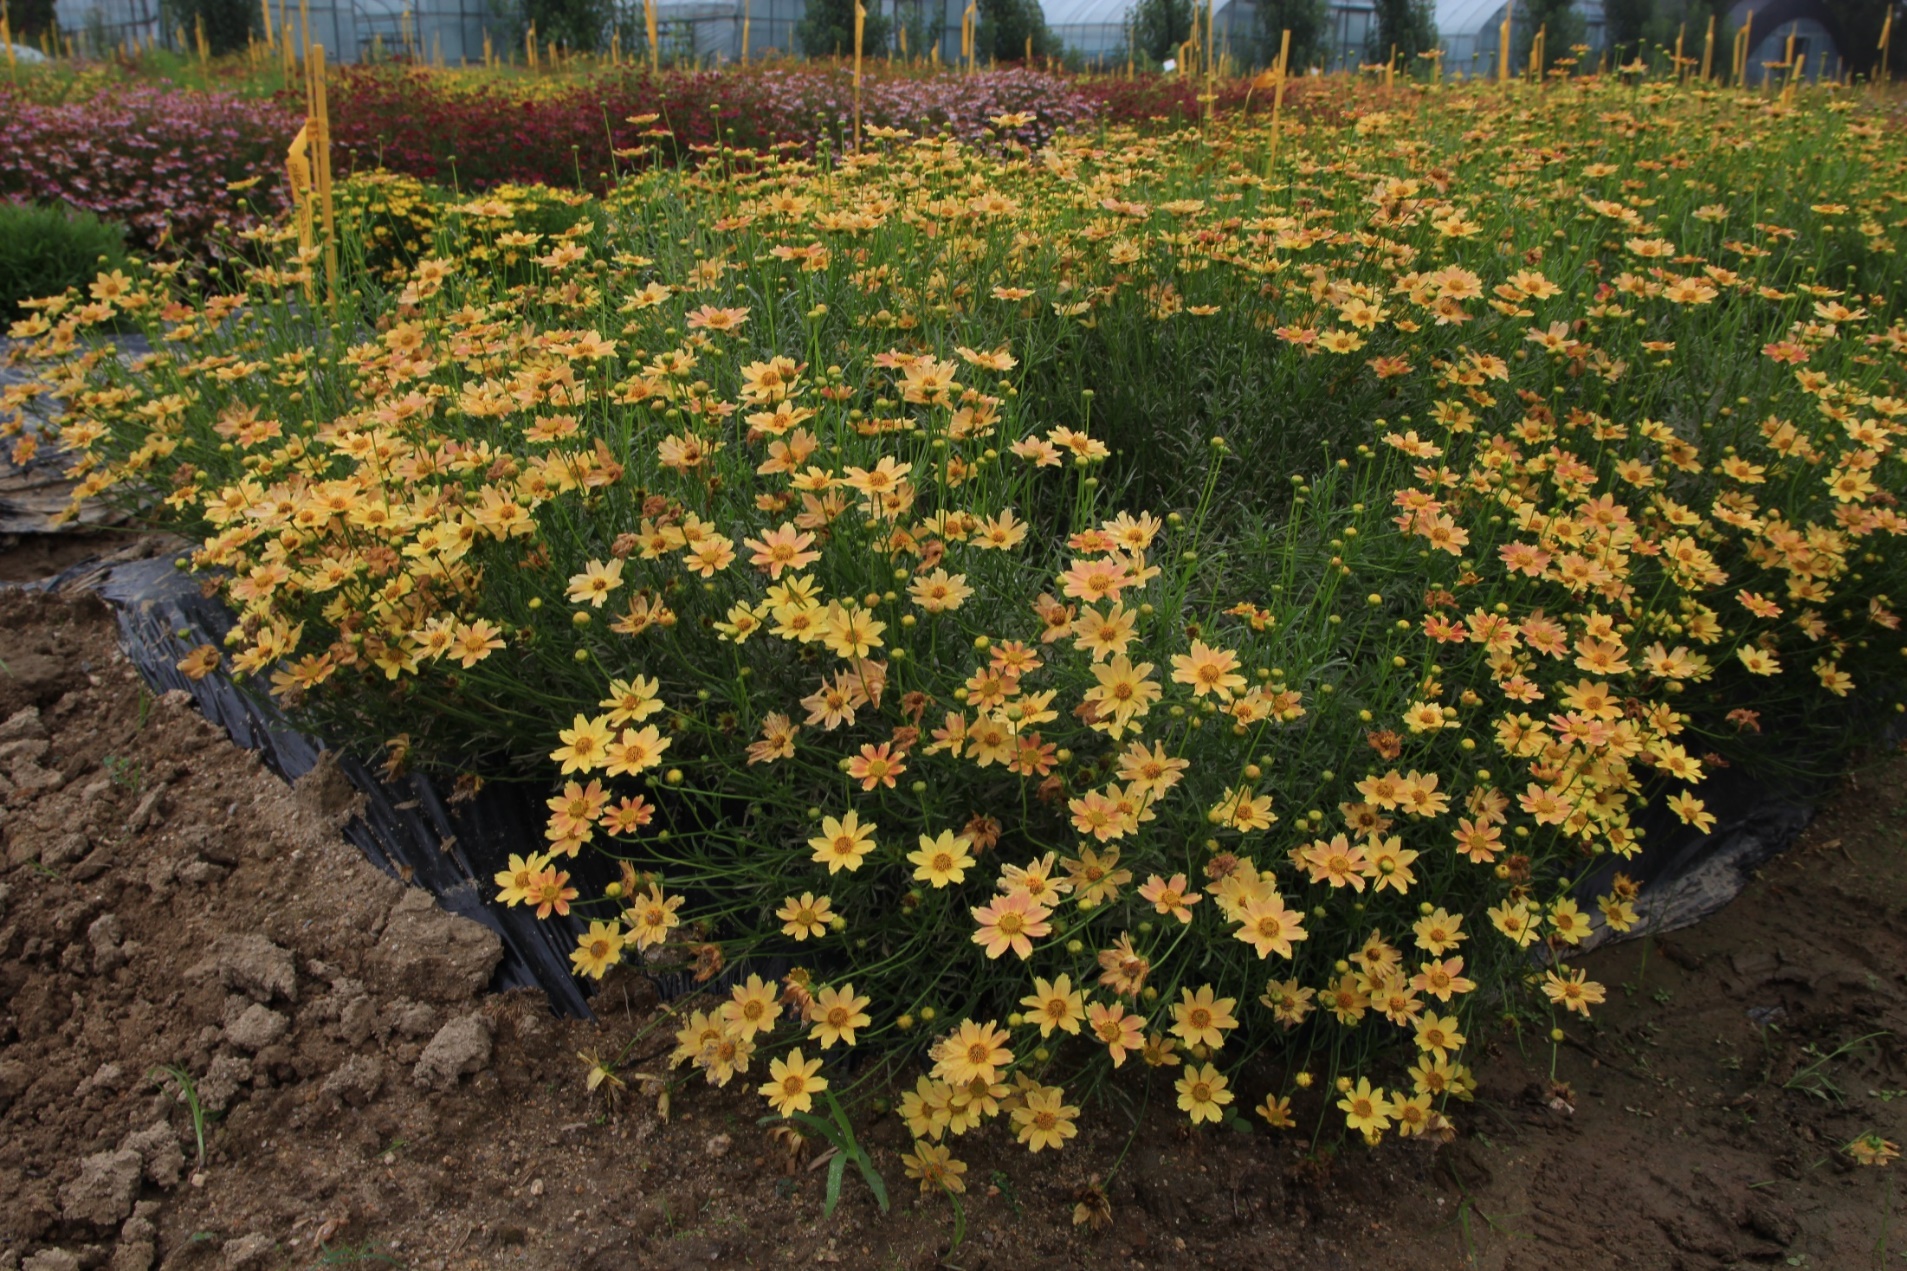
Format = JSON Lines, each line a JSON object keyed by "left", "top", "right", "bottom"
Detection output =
{"left": 518, "top": 0, "right": 617, "bottom": 52}
{"left": 7, "top": 0, "right": 56, "bottom": 39}
{"left": 0, "top": 201, "right": 127, "bottom": 322}
{"left": 1255, "top": 0, "right": 1331, "bottom": 70}
{"left": 797, "top": 0, "right": 892, "bottom": 59}
{"left": 1368, "top": 0, "right": 1437, "bottom": 64}
{"left": 1133, "top": 0, "right": 1194, "bottom": 62}
{"left": 1516, "top": 0, "right": 1585, "bottom": 69}
{"left": 157, "top": 0, "right": 257, "bottom": 55}
{"left": 1603, "top": 0, "right": 1655, "bottom": 63}
{"left": 977, "top": 0, "right": 1057, "bottom": 61}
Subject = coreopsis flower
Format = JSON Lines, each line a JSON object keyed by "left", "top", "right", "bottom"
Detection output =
{"left": 550, "top": 714, "right": 614, "bottom": 775}
{"left": 775, "top": 892, "right": 834, "bottom": 941}
{"left": 1086, "top": 1000, "right": 1144, "bottom": 1066}
{"left": 970, "top": 891, "right": 1052, "bottom": 960}
{"left": 1256, "top": 1094, "right": 1296, "bottom": 1128}
{"left": 760, "top": 1048, "right": 825, "bottom": 1117}
{"left": 1337, "top": 1077, "right": 1393, "bottom": 1137}
{"left": 1170, "top": 640, "right": 1247, "bottom": 699}
{"left": 604, "top": 724, "right": 671, "bottom": 777}
{"left": 1413, "top": 1012, "right": 1466, "bottom": 1061}
{"left": 1175, "top": 1064, "right": 1233, "bottom": 1125}
{"left": 933, "top": 1019, "right": 1012, "bottom": 1086}
{"left": 1138, "top": 873, "right": 1202, "bottom": 923}
{"left": 908, "top": 831, "right": 975, "bottom": 888}
{"left": 627, "top": 884, "right": 684, "bottom": 950}
{"left": 493, "top": 853, "right": 549, "bottom": 906}
{"left": 1542, "top": 967, "right": 1608, "bottom": 1015}
{"left": 721, "top": 974, "right": 784, "bottom": 1040}
{"left": 1170, "top": 986, "right": 1239, "bottom": 1051}
{"left": 569, "top": 920, "right": 624, "bottom": 979}
{"left": 1259, "top": 978, "right": 1316, "bottom": 1026}
{"left": 1847, "top": 1134, "right": 1901, "bottom": 1167}
{"left": 1011, "top": 1086, "right": 1080, "bottom": 1152}
{"left": 808, "top": 811, "right": 877, "bottom": 873}
{"left": 565, "top": 558, "right": 624, "bottom": 607}
{"left": 808, "top": 984, "right": 872, "bottom": 1048}
{"left": 525, "top": 867, "right": 577, "bottom": 920}
{"left": 901, "top": 1141, "right": 967, "bottom": 1193}
{"left": 1234, "top": 892, "right": 1309, "bottom": 959}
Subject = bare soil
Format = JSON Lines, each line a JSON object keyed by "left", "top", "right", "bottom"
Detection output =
{"left": 1, "top": 560, "right": 1903, "bottom": 1271}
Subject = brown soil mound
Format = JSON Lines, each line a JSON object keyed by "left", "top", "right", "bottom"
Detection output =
{"left": 1, "top": 578, "right": 1902, "bottom": 1271}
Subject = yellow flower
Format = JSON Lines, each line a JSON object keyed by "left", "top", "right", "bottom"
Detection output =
{"left": 1336, "top": 1077, "right": 1392, "bottom": 1136}
{"left": 900, "top": 1140, "right": 967, "bottom": 1193}
{"left": 1018, "top": 974, "right": 1085, "bottom": 1038}
{"left": 568, "top": 919, "right": 624, "bottom": 979}
{"left": 760, "top": 1048, "right": 826, "bottom": 1117}
{"left": 907, "top": 830, "right": 975, "bottom": 888}
{"left": 1010, "top": 1086, "right": 1080, "bottom": 1152}
{"left": 1174, "top": 1063, "right": 1233, "bottom": 1125}
{"left": 808, "top": 983, "right": 872, "bottom": 1048}
{"left": 550, "top": 714, "right": 614, "bottom": 775}
{"left": 565, "top": 557, "right": 624, "bottom": 607}
{"left": 808, "top": 811, "right": 877, "bottom": 873}
{"left": 775, "top": 891, "right": 834, "bottom": 941}
{"left": 1170, "top": 984, "right": 1239, "bottom": 1051}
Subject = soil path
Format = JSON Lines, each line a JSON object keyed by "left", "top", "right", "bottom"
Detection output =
{"left": 1, "top": 577, "right": 1901, "bottom": 1271}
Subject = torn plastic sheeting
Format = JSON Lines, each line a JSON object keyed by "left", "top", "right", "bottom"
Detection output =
{"left": 89, "top": 555, "right": 605, "bottom": 1018}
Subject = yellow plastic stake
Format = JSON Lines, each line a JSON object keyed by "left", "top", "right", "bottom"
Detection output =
{"left": 644, "top": 0, "right": 657, "bottom": 71}
{"left": 287, "top": 122, "right": 315, "bottom": 301}
{"left": 1498, "top": 0, "right": 1513, "bottom": 83}
{"left": 310, "top": 44, "right": 337, "bottom": 308}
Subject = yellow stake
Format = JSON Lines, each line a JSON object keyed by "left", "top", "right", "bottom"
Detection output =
{"left": 853, "top": 0, "right": 865, "bottom": 149}
{"left": 1499, "top": 0, "right": 1513, "bottom": 84}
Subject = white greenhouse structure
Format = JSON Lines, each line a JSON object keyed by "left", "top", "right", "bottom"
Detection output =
{"left": 49, "top": 0, "right": 1844, "bottom": 74}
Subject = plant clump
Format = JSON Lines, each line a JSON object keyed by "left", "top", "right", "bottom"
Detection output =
{"left": 11, "top": 78, "right": 1907, "bottom": 1184}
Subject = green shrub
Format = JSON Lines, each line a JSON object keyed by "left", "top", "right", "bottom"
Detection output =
{"left": 0, "top": 201, "right": 128, "bottom": 323}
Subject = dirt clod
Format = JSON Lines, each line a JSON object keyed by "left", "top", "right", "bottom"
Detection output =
{"left": 58, "top": 1150, "right": 141, "bottom": 1229}
{"left": 412, "top": 1013, "right": 493, "bottom": 1090}
{"left": 209, "top": 934, "right": 298, "bottom": 1005}
{"left": 367, "top": 888, "right": 502, "bottom": 1002}
{"left": 222, "top": 1003, "right": 288, "bottom": 1053}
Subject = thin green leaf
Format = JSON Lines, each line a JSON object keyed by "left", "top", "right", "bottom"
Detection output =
{"left": 823, "top": 1150, "right": 847, "bottom": 1217}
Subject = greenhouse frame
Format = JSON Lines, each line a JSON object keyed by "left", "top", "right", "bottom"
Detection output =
{"left": 48, "top": 0, "right": 1846, "bottom": 74}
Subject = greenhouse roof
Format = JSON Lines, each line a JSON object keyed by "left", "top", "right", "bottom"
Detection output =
{"left": 1434, "top": 0, "right": 1509, "bottom": 37}
{"left": 1041, "top": 0, "right": 1135, "bottom": 28}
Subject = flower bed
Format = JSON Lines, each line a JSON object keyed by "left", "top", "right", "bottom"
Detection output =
{"left": 0, "top": 85, "right": 296, "bottom": 257}
{"left": 324, "top": 65, "right": 1101, "bottom": 191}
{"left": 13, "top": 79, "right": 1907, "bottom": 1182}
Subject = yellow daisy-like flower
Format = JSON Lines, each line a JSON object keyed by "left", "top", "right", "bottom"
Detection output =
{"left": 907, "top": 830, "right": 975, "bottom": 888}
{"left": 775, "top": 891, "right": 834, "bottom": 941}
{"left": 568, "top": 919, "right": 624, "bottom": 980}
{"left": 760, "top": 1048, "right": 826, "bottom": 1117}
{"left": 1174, "top": 1063, "right": 1233, "bottom": 1125}
{"left": 808, "top": 810, "right": 877, "bottom": 873}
